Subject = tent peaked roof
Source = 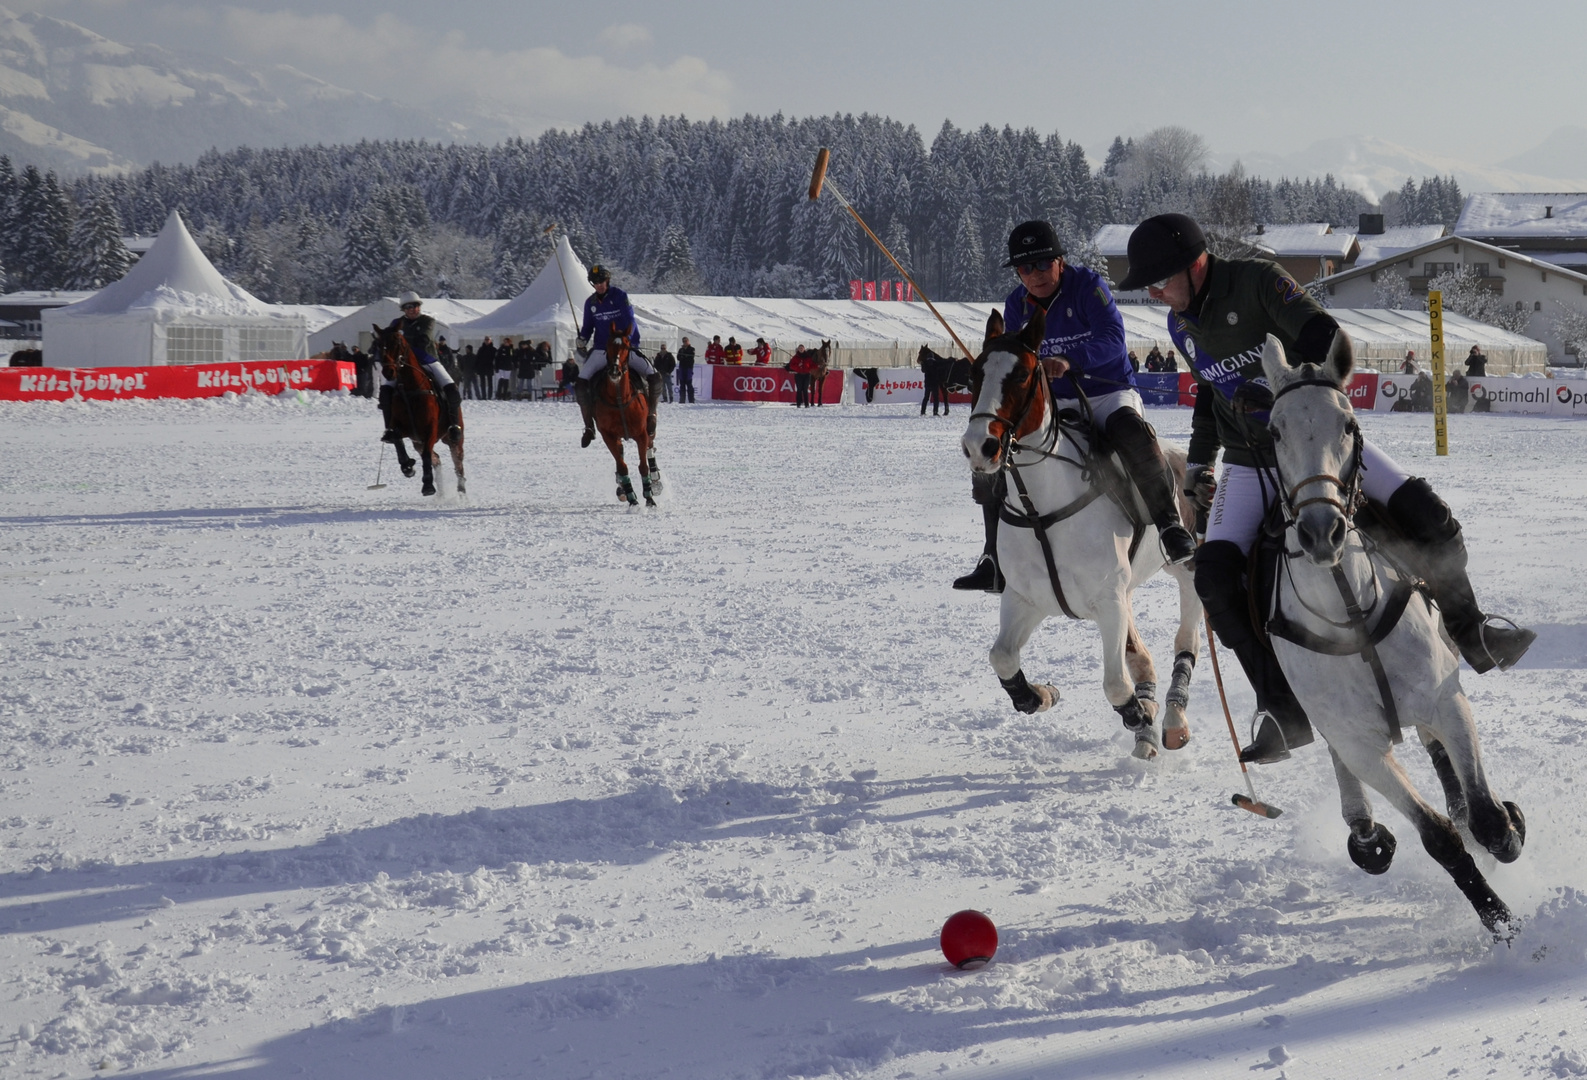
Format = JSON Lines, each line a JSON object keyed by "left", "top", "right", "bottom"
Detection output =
{"left": 62, "top": 210, "right": 268, "bottom": 317}
{"left": 458, "top": 235, "right": 592, "bottom": 331}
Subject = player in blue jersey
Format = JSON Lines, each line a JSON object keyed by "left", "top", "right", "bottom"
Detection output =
{"left": 954, "top": 221, "right": 1196, "bottom": 594}
{"left": 574, "top": 265, "right": 661, "bottom": 447}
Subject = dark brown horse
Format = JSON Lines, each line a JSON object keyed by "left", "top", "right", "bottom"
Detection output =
{"left": 371, "top": 323, "right": 465, "bottom": 497}
{"left": 595, "top": 325, "right": 655, "bottom": 507}
{"left": 809, "top": 340, "right": 832, "bottom": 405}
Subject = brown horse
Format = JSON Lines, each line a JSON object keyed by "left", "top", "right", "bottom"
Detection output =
{"left": 371, "top": 323, "right": 465, "bottom": 497}
{"left": 595, "top": 325, "right": 656, "bottom": 507}
{"left": 809, "top": 341, "right": 832, "bottom": 405}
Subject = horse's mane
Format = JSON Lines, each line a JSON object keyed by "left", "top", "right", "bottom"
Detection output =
{"left": 375, "top": 324, "right": 425, "bottom": 385}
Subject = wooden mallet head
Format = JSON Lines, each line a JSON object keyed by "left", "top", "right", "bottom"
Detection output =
{"left": 808, "top": 148, "right": 830, "bottom": 201}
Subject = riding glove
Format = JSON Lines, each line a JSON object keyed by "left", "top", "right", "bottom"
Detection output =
{"left": 1184, "top": 463, "right": 1216, "bottom": 512}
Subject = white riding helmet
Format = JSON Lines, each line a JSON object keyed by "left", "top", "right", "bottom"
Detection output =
{"left": 398, "top": 291, "right": 422, "bottom": 307}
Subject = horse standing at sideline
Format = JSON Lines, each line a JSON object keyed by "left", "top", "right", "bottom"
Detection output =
{"left": 371, "top": 323, "right": 465, "bottom": 497}
{"left": 1259, "top": 333, "right": 1523, "bottom": 938}
{"left": 809, "top": 341, "right": 832, "bottom": 405}
{"left": 961, "top": 308, "right": 1202, "bottom": 759}
{"left": 595, "top": 324, "right": 657, "bottom": 507}
{"left": 917, "top": 345, "right": 956, "bottom": 415}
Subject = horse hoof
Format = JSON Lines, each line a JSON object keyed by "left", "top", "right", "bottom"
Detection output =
{"left": 401, "top": 465, "right": 416, "bottom": 478}
{"left": 1161, "top": 725, "right": 1190, "bottom": 751}
{"left": 457, "top": 481, "right": 466, "bottom": 495}
{"left": 1033, "top": 684, "right": 1057, "bottom": 712}
{"left": 1131, "top": 732, "right": 1160, "bottom": 760}
{"left": 422, "top": 485, "right": 436, "bottom": 497}
{"left": 645, "top": 497, "right": 657, "bottom": 507}
{"left": 1347, "top": 821, "right": 1397, "bottom": 875}
{"left": 1489, "top": 801, "right": 1525, "bottom": 863}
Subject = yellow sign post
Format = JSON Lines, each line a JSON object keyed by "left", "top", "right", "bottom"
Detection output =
{"left": 1428, "top": 289, "right": 1449, "bottom": 456}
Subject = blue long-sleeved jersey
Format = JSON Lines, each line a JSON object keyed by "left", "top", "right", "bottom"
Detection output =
{"left": 1003, "top": 264, "right": 1134, "bottom": 400}
{"left": 581, "top": 286, "right": 640, "bottom": 350}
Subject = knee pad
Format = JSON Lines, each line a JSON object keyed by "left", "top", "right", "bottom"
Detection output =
{"left": 1193, "top": 540, "right": 1246, "bottom": 612}
{"left": 1104, "top": 407, "right": 1154, "bottom": 442}
{"left": 1384, "top": 476, "right": 1459, "bottom": 546}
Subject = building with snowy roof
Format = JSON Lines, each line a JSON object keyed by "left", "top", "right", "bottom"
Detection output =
{"left": 41, "top": 211, "right": 308, "bottom": 368}
{"left": 1312, "top": 234, "right": 1587, "bottom": 364}
{"left": 1454, "top": 192, "right": 1587, "bottom": 274}
{"left": 1353, "top": 223, "right": 1449, "bottom": 269}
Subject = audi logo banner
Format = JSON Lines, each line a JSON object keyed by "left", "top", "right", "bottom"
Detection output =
{"left": 710, "top": 366, "right": 844, "bottom": 403}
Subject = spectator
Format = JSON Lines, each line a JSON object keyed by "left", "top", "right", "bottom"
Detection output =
{"left": 514, "top": 340, "right": 535, "bottom": 397}
{"left": 790, "top": 346, "right": 812, "bottom": 407}
{"left": 459, "top": 344, "right": 478, "bottom": 399}
{"left": 437, "top": 335, "right": 459, "bottom": 383}
{"left": 676, "top": 336, "right": 697, "bottom": 402}
{"left": 751, "top": 337, "right": 771, "bottom": 365}
{"left": 654, "top": 344, "right": 677, "bottom": 402}
{"left": 495, "top": 337, "right": 516, "bottom": 400}
{"left": 705, "top": 335, "right": 726, "bottom": 365}
{"left": 1162, "top": 349, "right": 1179, "bottom": 372}
{"left": 1144, "top": 344, "right": 1164, "bottom": 372}
{"left": 1401, "top": 349, "right": 1418, "bottom": 374}
{"left": 477, "top": 337, "right": 498, "bottom": 400}
{"left": 1128, "top": 350, "right": 1140, "bottom": 373}
{"left": 1446, "top": 369, "right": 1471, "bottom": 413}
{"left": 724, "top": 336, "right": 744, "bottom": 364}
{"left": 352, "top": 344, "right": 377, "bottom": 399}
{"left": 560, "top": 355, "right": 579, "bottom": 398}
{"left": 1466, "top": 345, "right": 1487, "bottom": 377}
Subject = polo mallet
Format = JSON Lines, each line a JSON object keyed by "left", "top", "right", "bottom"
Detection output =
{"left": 368, "top": 440, "right": 388, "bottom": 490}
{"left": 543, "top": 223, "right": 586, "bottom": 362}
{"left": 1205, "top": 612, "right": 1282, "bottom": 819}
{"left": 808, "top": 148, "right": 976, "bottom": 362}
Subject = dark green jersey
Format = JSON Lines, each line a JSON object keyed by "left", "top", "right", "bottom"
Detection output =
{"left": 1166, "top": 255, "right": 1328, "bottom": 468}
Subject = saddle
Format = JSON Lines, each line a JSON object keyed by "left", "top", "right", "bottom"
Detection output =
{"left": 1056, "top": 406, "right": 1151, "bottom": 565}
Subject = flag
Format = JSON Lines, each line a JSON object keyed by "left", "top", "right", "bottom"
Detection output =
{"left": 849, "top": 280, "right": 862, "bottom": 301}
{"left": 864, "top": 281, "right": 876, "bottom": 301}
{"left": 877, "top": 281, "right": 892, "bottom": 301}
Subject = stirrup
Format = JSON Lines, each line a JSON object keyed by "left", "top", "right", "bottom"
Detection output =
{"left": 1463, "top": 616, "right": 1537, "bottom": 673}
{"left": 1239, "top": 711, "right": 1293, "bottom": 765}
{"left": 952, "top": 554, "right": 1003, "bottom": 594}
{"left": 1159, "top": 524, "right": 1196, "bottom": 565}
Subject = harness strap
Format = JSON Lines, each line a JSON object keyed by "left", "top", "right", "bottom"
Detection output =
{"left": 1329, "top": 564, "right": 1403, "bottom": 744}
{"left": 1002, "top": 462, "right": 1091, "bottom": 620}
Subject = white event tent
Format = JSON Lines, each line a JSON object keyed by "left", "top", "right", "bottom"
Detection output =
{"left": 43, "top": 211, "right": 308, "bottom": 368}
{"left": 452, "top": 237, "right": 677, "bottom": 361}
{"left": 306, "top": 298, "right": 508, "bottom": 357}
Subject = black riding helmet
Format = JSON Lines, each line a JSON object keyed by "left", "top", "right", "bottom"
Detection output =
{"left": 1003, "top": 220, "right": 1066, "bottom": 268}
{"left": 588, "top": 265, "right": 611, "bottom": 285}
{"left": 1116, "top": 213, "right": 1207, "bottom": 291}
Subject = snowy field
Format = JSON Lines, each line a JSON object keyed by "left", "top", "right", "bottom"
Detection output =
{"left": 1, "top": 392, "right": 1585, "bottom": 1080}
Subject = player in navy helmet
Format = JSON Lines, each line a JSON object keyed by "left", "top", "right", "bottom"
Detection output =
{"left": 573, "top": 265, "right": 662, "bottom": 446}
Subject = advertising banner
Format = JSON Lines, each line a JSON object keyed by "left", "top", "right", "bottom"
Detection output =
{"left": 710, "top": 366, "right": 845, "bottom": 404}
{"left": 1134, "top": 373, "right": 1179, "bottom": 406}
{"left": 848, "top": 367, "right": 973, "bottom": 404}
{"left": 0, "top": 360, "right": 355, "bottom": 402}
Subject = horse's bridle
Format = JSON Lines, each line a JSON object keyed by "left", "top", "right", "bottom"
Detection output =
{"left": 969, "top": 347, "right": 1059, "bottom": 465}
{"left": 1269, "top": 378, "right": 1364, "bottom": 521}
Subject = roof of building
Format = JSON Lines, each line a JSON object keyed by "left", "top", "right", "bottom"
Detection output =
{"left": 1455, "top": 193, "right": 1587, "bottom": 238}
{"left": 1243, "top": 223, "right": 1358, "bottom": 259}
{"left": 1355, "top": 225, "right": 1449, "bottom": 267}
{"left": 1312, "top": 233, "right": 1587, "bottom": 290}
{"left": 1092, "top": 224, "right": 1135, "bottom": 257}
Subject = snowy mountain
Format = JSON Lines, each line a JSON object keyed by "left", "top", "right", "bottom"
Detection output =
{"left": 0, "top": 6, "right": 485, "bottom": 173}
{"left": 1207, "top": 134, "right": 1587, "bottom": 202}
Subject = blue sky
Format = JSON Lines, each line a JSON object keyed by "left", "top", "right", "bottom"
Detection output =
{"left": 12, "top": 0, "right": 1586, "bottom": 164}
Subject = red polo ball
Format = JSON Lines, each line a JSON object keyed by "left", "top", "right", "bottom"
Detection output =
{"left": 940, "top": 909, "right": 998, "bottom": 968}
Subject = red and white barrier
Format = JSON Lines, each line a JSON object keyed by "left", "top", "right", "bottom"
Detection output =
{"left": 706, "top": 366, "right": 844, "bottom": 404}
{"left": 848, "top": 368, "right": 972, "bottom": 404}
{"left": 0, "top": 360, "right": 355, "bottom": 402}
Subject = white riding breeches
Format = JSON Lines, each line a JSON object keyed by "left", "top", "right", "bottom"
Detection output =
{"left": 579, "top": 352, "right": 656, "bottom": 379}
{"left": 1055, "top": 387, "right": 1143, "bottom": 429}
{"left": 421, "top": 360, "right": 454, "bottom": 389}
{"left": 1206, "top": 439, "right": 1411, "bottom": 553}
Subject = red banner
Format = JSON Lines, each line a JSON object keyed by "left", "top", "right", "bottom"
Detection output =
{"left": 863, "top": 281, "right": 876, "bottom": 301}
{"left": 0, "top": 360, "right": 355, "bottom": 402}
{"left": 876, "top": 281, "right": 892, "bottom": 301}
{"left": 711, "top": 367, "right": 845, "bottom": 403}
{"left": 849, "top": 280, "right": 863, "bottom": 301}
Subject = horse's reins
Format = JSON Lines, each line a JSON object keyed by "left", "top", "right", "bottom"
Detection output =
{"left": 1263, "top": 377, "right": 1404, "bottom": 744}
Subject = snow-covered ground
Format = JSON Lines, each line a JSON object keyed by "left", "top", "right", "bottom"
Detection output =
{"left": 1, "top": 392, "right": 1585, "bottom": 1080}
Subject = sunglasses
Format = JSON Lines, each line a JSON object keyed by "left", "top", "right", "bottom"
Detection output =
{"left": 1148, "top": 272, "right": 1179, "bottom": 291}
{"left": 401, "top": 303, "right": 420, "bottom": 310}
{"left": 1015, "top": 258, "right": 1057, "bottom": 276}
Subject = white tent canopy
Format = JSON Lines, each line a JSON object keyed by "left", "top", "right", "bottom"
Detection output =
{"left": 453, "top": 236, "right": 676, "bottom": 361}
{"left": 43, "top": 210, "right": 307, "bottom": 368}
{"left": 307, "top": 297, "right": 508, "bottom": 357}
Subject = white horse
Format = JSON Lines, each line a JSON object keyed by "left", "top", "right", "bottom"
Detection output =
{"left": 1260, "top": 332, "right": 1524, "bottom": 938}
{"left": 961, "top": 308, "right": 1202, "bottom": 760}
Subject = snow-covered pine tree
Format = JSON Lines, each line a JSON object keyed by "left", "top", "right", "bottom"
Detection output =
{"left": 948, "top": 207, "right": 985, "bottom": 301}
{"left": 1373, "top": 269, "right": 1415, "bottom": 310}
{"left": 1426, "top": 267, "right": 1530, "bottom": 334}
{"left": 64, "top": 195, "right": 133, "bottom": 290}
{"left": 652, "top": 223, "right": 703, "bottom": 294}
{"left": 14, "top": 166, "right": 72, "bottom": 289}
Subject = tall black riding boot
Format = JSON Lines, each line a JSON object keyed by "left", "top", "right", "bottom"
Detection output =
{"left": 954, "top": 471, "right": 1005, "bottom": 593}
{"left": 574, "top": 378, "right": 596, "bottom": 448}
{"left": 1105, "top": 409, "right": 1196, "bottom": 564}
{"left": 1196, "top": 540, "right": 1315, "bottom": 763}
{"left": 377, "top": 383, "right": 398, "bottom": 443}
{"left": 442, "top": 383, "right": 462, "bottom": 440}
{"left": 1384, "top": 477, "right": 1535, "bottom": 673}
{"left": 645, "top": 372, "right": 662, "bottom": 438}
